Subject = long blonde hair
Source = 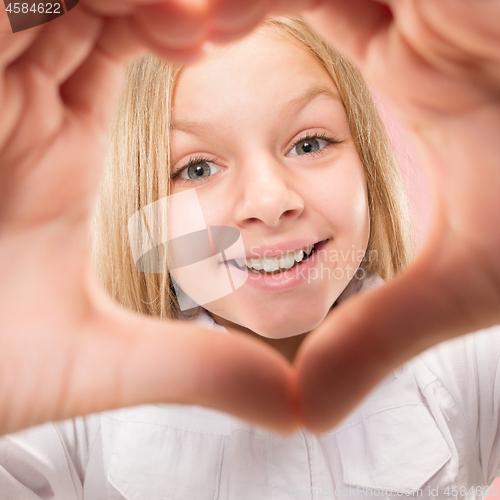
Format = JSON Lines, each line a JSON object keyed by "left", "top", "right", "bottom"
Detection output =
{"left": 92, "top": 16, "right": 413, "bottom": 320}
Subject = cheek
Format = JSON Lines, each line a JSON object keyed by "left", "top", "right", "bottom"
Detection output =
{"left": 308, "top": 159, "right": 370, "bottom": 243}
{"left": 195, "top": 187, "right": 234, "bottom": 226}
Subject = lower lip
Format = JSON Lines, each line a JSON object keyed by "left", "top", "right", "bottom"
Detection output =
{"left": 224, "top": 239, "right": 330, "bottom": 293}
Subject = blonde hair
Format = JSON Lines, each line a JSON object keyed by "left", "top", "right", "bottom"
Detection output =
{"left": 92, "top": 16, "right": 413, "bottom": 320}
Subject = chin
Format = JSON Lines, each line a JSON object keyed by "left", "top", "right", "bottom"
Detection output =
{"left": 245, "top": 304, "right": 329, "bottom": 339}
{"left": 205, "top": 293, "right": 335, "bottom": 339}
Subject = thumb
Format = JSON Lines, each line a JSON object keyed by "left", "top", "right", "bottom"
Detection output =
{"left": 61, "top": 280, "right": 300, "bottom": 436}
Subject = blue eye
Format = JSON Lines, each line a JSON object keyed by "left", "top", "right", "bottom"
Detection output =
{"left": 287, "top": 133, "right": 339, "bottom": 157}
{"left": 185, "top": 161, "right": 215, "bottom": 180}
{"left": 172, "top": 156, "right": 223, "bottom": 183}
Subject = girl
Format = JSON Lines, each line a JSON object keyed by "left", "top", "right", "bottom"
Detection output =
{"left": 97, "top": 13, "right": 412, "bottom": 355}
{"left": 1, "top": 15, "right": 499, "bottom": 500}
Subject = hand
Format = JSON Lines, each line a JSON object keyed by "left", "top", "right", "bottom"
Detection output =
{"left": 0, "top": 0, "right": 303, "bottom": 436}
{"left": 291, "top": 0, "right": 500, "bottom": 432}
{"left": 3, "top": 0, "right": 500, "bottom": 438}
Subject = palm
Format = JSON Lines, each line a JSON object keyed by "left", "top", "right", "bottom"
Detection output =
{"left": 293, "top": 0, "right": 500, "bottom": 432}
{"left": 0, "top": 2, "right": 297, "bottom": 435}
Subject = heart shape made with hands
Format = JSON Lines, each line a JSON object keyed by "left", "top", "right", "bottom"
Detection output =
{"left": 2, "top": 0, "right": 500, "bottom": 438}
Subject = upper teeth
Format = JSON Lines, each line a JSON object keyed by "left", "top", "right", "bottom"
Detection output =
{"left": 235, "top": 244, "right": 314, "bottom": 272}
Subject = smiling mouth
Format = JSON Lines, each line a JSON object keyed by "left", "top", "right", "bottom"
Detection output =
{"left": 225, "top": 242, "right": 318, "bottom": 274}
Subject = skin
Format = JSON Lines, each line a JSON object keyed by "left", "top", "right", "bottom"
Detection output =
{"left": 0, "top": 0, "right": 500, "bottom": 436}
{"left": 295, "top": 0, "right": 500, "bottom": 431}
{"left": 0, "top": 0, "right": 303, "bottom": 436}
{"left": 169, "top": 32, "right": 370, "bottom": 364}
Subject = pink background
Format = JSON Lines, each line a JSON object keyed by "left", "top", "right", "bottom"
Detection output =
{"left": 377, "top": 95, "right": 500, "bottom": 497}
{"left": 373, "top": 92, "right": 431, "bottom": 247}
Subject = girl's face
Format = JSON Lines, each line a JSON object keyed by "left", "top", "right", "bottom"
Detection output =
{"left": 169, "top": 31, "right": 370, "bottom": 343}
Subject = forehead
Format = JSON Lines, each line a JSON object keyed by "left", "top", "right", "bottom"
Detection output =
{"left": 172, "top": 31, "right": 341, "bottom": 122}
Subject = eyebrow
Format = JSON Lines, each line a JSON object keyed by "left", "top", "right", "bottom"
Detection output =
{"left": 170, "top": 85, "right": 343, "bottom": 136}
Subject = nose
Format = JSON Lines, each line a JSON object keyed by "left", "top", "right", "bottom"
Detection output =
{"left": 233, "top": 155, "right": 305, "bottom": 228}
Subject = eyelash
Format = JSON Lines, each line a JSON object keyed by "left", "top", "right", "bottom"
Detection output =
{"left": 291, "top": 132, "right": 341, "bottom": 157}
{"left": 170, "top": 155, "right": 221, "bottom": 185}
{"left": 170, "top": 132, "right": 341, "bottom": 185}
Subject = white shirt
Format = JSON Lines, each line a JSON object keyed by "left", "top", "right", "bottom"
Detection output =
{"left": 1, "top": 277, "right": 500, "bottom": 500}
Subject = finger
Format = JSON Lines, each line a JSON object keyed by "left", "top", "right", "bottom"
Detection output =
{"left": 301, "top": 0, "right": 393, "bottom": 64}
{"left": 13, "top": 6, "right": 102, "bottom": 84}
{"left": 83, "top": 0, "right": 211, "bottom": 62}
{"left": 207, "top": 0, "right": 318, "bottom": 45}
{"left": 15, "top": 0, "right": 210, "bottom": 87}
{"left": 415, "top": 0, "right": 500, "bottom": 62}
{"left": 80, "top": 0, "right": 137, "bottom": 16}
{"left": 0, "top": 7, "right": 40, "bottom": 69}
{"left": 0, "top": 52, "right": 121, "bottom": 224}
{"left": 208, "top": 0, "right": 270, "bottom": 43}
{"left": 208, "top": 0, "right": 313, "bottom": 44}
{"left": 294, "top": 232, "right": 496, "bottom": 433}
{"left": 131, "top": 0, "right": 209, "bottom": 50}
{"left": 61, "top": 23, "right": 212, "bottom": 129}
{"left": 267, "top": 0, "right": 321, "bottom": 17}
{"left": 63, "top": 280, "right": 299, "bottom": 436}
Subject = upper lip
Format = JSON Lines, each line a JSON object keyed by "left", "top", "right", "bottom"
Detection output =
{"left": 221, "top": 238, "right": 325, "bottom": 262}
